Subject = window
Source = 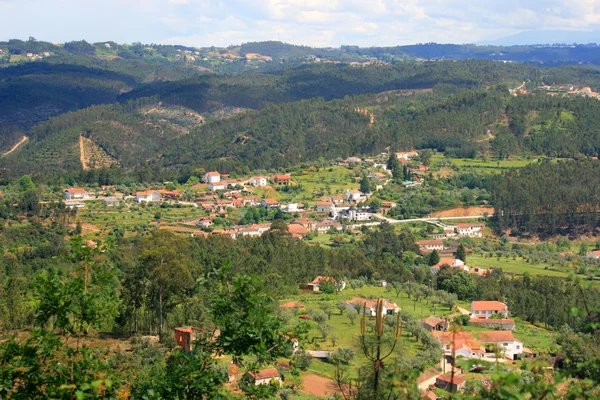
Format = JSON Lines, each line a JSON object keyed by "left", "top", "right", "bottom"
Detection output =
{"left": 503, "top": 343, "right": 508, "bottom": 346}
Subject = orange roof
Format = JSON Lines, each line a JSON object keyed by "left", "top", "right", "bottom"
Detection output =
{"left": 65, "top": 188, "right": 86, "bottom": 193}
{"left": 437, "top": 373, "right": 466, "bottom": 385}
{"left": 471, "top": 301, "right": 507, "bottom": 311}
{"left": 136, "top": 190, "right": 160, "bottom": 196}
{"left": 417, "top": 240, "right": 443, "bottom": 246}
{"left": 421, "top": 390, "right": 437, "bottom": 400}
{"left": 479, "top": 331, "right": 518, "bottom": 343}
{"left": 251, "top": 176, "right": 267, "bottom": 180}
{"left": 288, "top": 224, "right": 308, "bottom": 234}
{"left": 433, "top": 331, "right": 474, "bottom": 345}
{"left": 263, "top": 198, "right": 279, "bottom": 205}
{"left": 274, "top": 175, "right": 291, "bottom": 181}
{"left": 311, "top": 275, "right": 335, "bottom": 284}
{"left": 249, "top": 368, "right": 280, "bottom": 380}
{"left": 205, "top": 171, "right": 220, "bottom": 176}
{"left": 317, "top": 201, "right": 334, "bottom": 206}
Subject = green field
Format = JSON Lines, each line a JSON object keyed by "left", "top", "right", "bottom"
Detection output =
{"left": 467, "top": 254, "right": 574, "bottom": 278}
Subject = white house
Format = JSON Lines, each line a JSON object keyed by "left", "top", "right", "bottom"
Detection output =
{"left": 202, "top": 171, "right": 221, "bottom": 183}
{"left": 316, "top": 201, "right": 335, "bottom": 213}
{"left": 337, "top": 207, "right": 371, "bottom": 221}
{"left": 244, "top": 368, "right": 282, "bottom": 386}
{"left": 455, "top": 223, "right": 484, "bottom": 237}
{"left": 197, "top": 219, "right": 213, "bottom": 228}
{"left": 135, "top": 191, "right": 161, "bottom": 203}
{"left": 586, "top": 250, "right": 600, "bottom": 259}
{"left": 346, "top": 297, "right": 400, "bottom": 317}
{"left": 345, "top": 189, "right": 363, "bottom": 202}
{"left": 208, "top": 182, "right": 226, "bottom": 191}
{"left": 430, "top": 258, "right": 467, "bottom": 274}
{"left": 479, "top": 331, "right": 524, "bottom": 359}
{"left": 248, "top": 176, "right": 268, "bottom": 187}
{"left": 471, "top": 301, "right": 509, "bottom": 319}
{"left": 63, "top": 188, "right": 88, "bottom": 200}
{"left": 416, "top": 239, "right": 444, "bottom": 251}
{"left": 261, "top": 198, "right": 280, "bottom": 208}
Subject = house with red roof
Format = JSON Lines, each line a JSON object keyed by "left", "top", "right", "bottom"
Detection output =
{"left": 316, "top": 201, "right": 335, "bottom": 213}
{"left": 471, "top": 301, "right": 509, "bottom": 319}
{"left": 435, "top": 373, "right": 466, "bottom": 393}
{"left": 345, "top": 297, "right": 400, "bottom": 316}
{"left": 244, "top": 368, "right": 281, "bottom": 386}
{"left": 307, "top": 276, "right": 345, "bottom": 292}
{"left": 261, "top": 198, "right": 280, "bottom": 208}
{"left": 63, "top": 188, "right": 88, "bottom": 200}
{"left": 272, "top": 174, "right": 291, "bottom": 185}
{"left": 135, "top": 190, "right": 161, "bottom": 203}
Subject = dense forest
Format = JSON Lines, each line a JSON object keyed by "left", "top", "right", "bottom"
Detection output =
{"left": 492, "top": 160, "right": 600, "bottom": 236}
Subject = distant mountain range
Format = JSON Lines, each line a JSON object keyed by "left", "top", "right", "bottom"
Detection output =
{"left": 479, "top": 30, "right": 600, "bottom": 46}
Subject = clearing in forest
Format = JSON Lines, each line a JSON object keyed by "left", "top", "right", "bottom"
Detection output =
{"left": 79, "top": 135, "right": 119, "bottom": 170}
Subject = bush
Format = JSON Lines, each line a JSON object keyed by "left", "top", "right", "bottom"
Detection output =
{"left": 292, "top": 350, "right": 312, "bottom": 370}
{"left": 454, "top": 314, "right": 470, "bottom": 326}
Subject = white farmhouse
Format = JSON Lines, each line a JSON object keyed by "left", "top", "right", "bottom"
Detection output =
{"left": 135, "top": 191, "right": 161, "bottom": 203}
{"left": 248, "top": 176, "right": 268, "bottom": 187}
{"left": 63, "top": 188, "right": 88, "bottom": 200}
{"left": 202, "top": 171, "right": 221, "bottom": 183}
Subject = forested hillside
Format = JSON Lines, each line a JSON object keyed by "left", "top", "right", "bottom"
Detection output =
{"left": 492, "top": 160, "right": 600, "bottom": 237}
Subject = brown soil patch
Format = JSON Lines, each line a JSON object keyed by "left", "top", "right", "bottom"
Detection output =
{"left": 430, "top": 206, "right": 494, "bottom": 218}
{"left": 301, "top": 374, "right": 340, "bottom": 397}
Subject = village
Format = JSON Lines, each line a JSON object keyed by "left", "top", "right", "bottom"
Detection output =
{"left": 58, "top": 150, "right": 489, "bottom": 242}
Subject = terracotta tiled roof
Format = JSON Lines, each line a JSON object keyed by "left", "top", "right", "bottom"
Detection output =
{"left": 249, "top": 368, "right": 280, "bottom": 380}
{"left": 471, "top": 301, "right": 507, "bottom": 311}
{"left": 479, "top": 331, "right": 517, "bottom": 343}
{"left": 65, "top": 188, "right": 87, "bottom": 193}
{"left": 205, "top": 171, "right": 220, "bottom": 177}
{"left": 311, "top": 276, "right": 335, "bottom": 284}
{"left": 437, "top": 373, "right": 466, "bottom": 385}
{"left": 417, "top": 240, "right": 443, "bottom": 246}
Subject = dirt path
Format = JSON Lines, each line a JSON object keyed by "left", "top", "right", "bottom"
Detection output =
{"left": 2, "top": 136, "right": 28, "bottom": 157}
{"left": 301, "top": 374, "right": 340, "bottom": 397}
{"left": 143, "top": 101, "right": 163, "bottom": 116}
{"left": 79, "top": 135, "right": 89, "bottom": 170}
{"left": 355, "top": 107, "right": 375, "bottom": 126}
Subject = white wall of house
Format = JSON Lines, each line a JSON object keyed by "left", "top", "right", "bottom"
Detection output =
{"left": 136, "top": 192, "right": 161, "bottom": 203}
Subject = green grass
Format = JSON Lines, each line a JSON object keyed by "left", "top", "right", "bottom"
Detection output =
{"left": 461, "top": 320, "right": 556, "bottom": 351}
{"left": 467, "top": 254, "right": 573, "bottom": 278}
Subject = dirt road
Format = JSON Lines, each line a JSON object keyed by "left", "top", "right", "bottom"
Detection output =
{"left": 2, "top": 136, "right": 28, "bottom": 157}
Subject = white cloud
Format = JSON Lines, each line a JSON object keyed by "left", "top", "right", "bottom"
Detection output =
{"left": 2, "top": 0, "right": 600, "bottom": 46}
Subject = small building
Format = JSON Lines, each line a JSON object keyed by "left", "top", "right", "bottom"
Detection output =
{"left": 329, "top": 195, "right": 345, "bottom": 204}
{"left": 261, "top": 198, "right": 280, "bottom": 208}
{"left": 416, "top": 239, "right": 444, "bottom": 251}
{"left": 435, "top": 373, "right": 466, "bottom": 393}
{"left": 208, "top": 182, "right": 226, "bottom": 191}
{"left": 471, "top": 301, "right": 509, "bottom": 319}
{"left": 586, "top": 250, "right": 600, "bottom": 259}
{"left": 455, "top": 223, "right": 484, "bottom": 237}
{"left": 202, "top": 171, "right": 221, "bottom": 183}
{"left": 272, "top": 174, "right": 291, "bottom": 185}
{"left": 135, "top": 191, "right": 161, "bottom": 203}
{"left": 337, "top": 207, "right": 371, "bottom": 221}
{"left": 314, "top": 219, "right": 343, "bottom": 234}
{"left": 396, "top": 151, "right": 419, "bottom": 161}
{"left": 316, "top": 201, "right": 335, "bottom": 213}
{"left": 103, "top": 197, "right": 120, "bottom": 207}
{"left": 422, "top": 316, "right": 449, "bottom": 332}
{"left": 293, "top": 218, "right": 317, "bottom": 231}
{"left": 244, "top": 368, "right": 282, "bottom": 386}
{"left": 346, "top": 297, "right": 400, "bottom": 316}
{"left": 345, "top": 189, "right": 363, "bottom": 202}
{"left": 63, "top": 188, "right": 88, "bottom": 200}
{"left": 479, "top": 331, "right": 524, "bottom": 359}
{"left": 307, "top": 276, "right": 345, "bottom": 292}
{"left": 197, "top": 219, "right": 213, "bottom": 228}
{"left": 174, "top": 326, "right": 198, "bottom": 352}
{"left": 249, "top": 176, "right": 268, "bottom": 187}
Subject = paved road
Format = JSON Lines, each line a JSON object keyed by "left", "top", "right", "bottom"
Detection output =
{"left": 371, "top": 214, "right": 487, "bottom": 224}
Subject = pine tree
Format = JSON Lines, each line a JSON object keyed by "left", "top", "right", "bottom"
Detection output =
{"left": 429, "top": 249, "right": 440, "bottom": 266}
{"left": 455, "top": 243, "right": 466, "bottom": 262}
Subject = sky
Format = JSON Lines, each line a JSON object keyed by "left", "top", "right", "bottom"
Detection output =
{"left": 1, "top": 0, "right": 600, "bottom": 47}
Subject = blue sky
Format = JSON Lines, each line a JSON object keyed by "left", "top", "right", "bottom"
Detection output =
{"left": 1, "top": 0, "right": 600, "bottom": 47}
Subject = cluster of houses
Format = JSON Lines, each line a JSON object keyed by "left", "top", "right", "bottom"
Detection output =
{"left": 423, "top": 301, "right": 525, "bottom": 362}
{"left": 421, "top": 300, "right": 529, "bottom": 395}
{"left": 426, "top": 223, "right": 485, "bottom": 240}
